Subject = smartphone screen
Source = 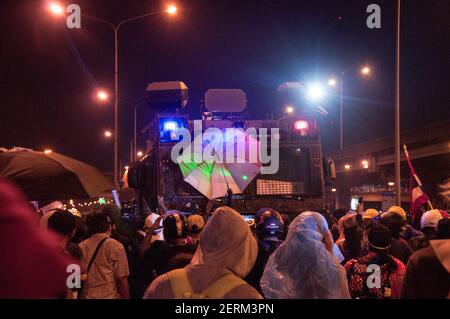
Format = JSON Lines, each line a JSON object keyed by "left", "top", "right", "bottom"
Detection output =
{"left": 350, "top": 196, "right": 360, "bottom": 211}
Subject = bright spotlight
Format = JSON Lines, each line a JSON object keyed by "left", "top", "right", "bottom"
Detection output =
{"left": 306, "top": 84, "right": 325, "bottom": 102}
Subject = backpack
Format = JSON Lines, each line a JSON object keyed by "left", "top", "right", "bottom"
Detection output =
{"left": 167, "top": 269, "right": 247, "bottom": 299}
{"left": 347, "top": 261, "right": 393, "bottom": 299}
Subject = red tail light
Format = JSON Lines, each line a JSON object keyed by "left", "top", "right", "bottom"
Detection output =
{"left": 294, "top": 120, "right": 309, "bottom": 136}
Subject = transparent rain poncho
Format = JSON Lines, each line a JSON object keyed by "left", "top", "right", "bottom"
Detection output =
{"left": 260, "top": 211, "right": 351, "bottom": 299}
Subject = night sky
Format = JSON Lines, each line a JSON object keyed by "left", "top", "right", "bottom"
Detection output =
{"left": 1, "top": 0, "right": 449, "bottom": 174}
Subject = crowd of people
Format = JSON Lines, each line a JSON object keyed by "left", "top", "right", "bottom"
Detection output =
{"left": 0, "top": 178, "right": 449, "bottom": 299}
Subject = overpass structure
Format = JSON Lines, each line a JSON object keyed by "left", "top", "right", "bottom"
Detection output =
{"left": 325, "top": 120, "right": 450, "bottom": 211}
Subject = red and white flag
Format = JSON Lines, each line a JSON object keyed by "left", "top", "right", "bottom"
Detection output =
{"left": 403, "top": 145, "right": 433, "bottom": 226}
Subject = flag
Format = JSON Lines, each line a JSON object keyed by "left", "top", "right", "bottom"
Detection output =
{"left": 403, "top": 145, "right": 433, "bottom": 227}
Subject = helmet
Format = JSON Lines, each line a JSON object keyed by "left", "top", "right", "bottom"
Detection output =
{"left": 387, "top": 206, "right": 406, "bottom": 220}
{"left": 255, "top": 208, "right": 284, "bottom": 241}
{"left": 163, "top": 211, "right": 188, "bottom": 244}
{"left": 363, "top": 208, "right": 379, "bottom": 220}
{"left": 258, "top": 217, "right": 284, "bottom": 240}
{"left": 255, "top": 208, "right": 283, "bottom": 225}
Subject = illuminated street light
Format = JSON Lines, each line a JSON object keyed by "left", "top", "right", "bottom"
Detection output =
{"left": 285, "top": 105, "right": 294, "bottom": 114}
{"left": 137, "top": 151, "right": 143, "bottom": 158}
{"left": 361, "top": 160, "right": 369, "bottom": 166}
{"left": 306, "top": 83, "right": 325, "bottom": 102}
{"left": 388, "top": 182, "right": 395, "bottom": 186}
{"left": 328, "top": 78, "right": 337, "bottom": 87}
{"left": 64, "top": 8, "right": 178, "bottom": 189}
{"left": 331, "top": 188, "right": 337, "bottom": 192}
{"left": 124, "top": 165, "right": 130, "bottom": 170}
{"left": 49, "top": 3, "right": 64, "bottom": 15}
{"left": 166, "top": 4, "right": 178, "bottom": 15}
{"left": 97, "top": 90, "right": 109, "bottom": 101}
{"left": 361, "top": 66, "right": 371, "bottom": 76}
{"left": 104, "top": 130, "right": 112, "bottom": 138}
{"left": 44, "top": 149, "right": 53, "bottom": 154}
{"left": 344, "top": 164, "right": 351, "bottom": 170}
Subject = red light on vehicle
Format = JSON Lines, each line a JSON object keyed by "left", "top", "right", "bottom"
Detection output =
{"left": 294, "top": 120, "right": 309, "bottom": 130}
{"left": 294, "top": 120, "right": 309, "bottom": 136}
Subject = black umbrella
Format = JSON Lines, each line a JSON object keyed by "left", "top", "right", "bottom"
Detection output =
{"left": 0, "top": 148, "right": 112, "bottom": 201}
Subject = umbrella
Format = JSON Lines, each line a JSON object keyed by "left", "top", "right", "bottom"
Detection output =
{"left": 0, "top": 148, "right": 112, "bottom": 201}
{"left": 177, "top": 129, "right": 262, "bottom": 199}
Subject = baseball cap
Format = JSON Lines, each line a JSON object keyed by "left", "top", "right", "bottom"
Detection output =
{"left": 420, "top": 210, "right": 443, "bottom": 230}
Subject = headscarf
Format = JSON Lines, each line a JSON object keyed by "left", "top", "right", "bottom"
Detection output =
{"left": 260, "top": 211, "right": 351, "bottom": 299}
{"left": 190, "top": 206, "right": 258, "bottom": 278}
{"left": 0, "top": 179, "right": 74, "bottom": 298}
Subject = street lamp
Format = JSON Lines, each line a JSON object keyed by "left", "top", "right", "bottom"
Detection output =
{"left": 137, "top": 151, "right": 143, "bottom": 158}
{"left": 361, "top": 66, "right": 371, "bottom": 76}
{"left": 285, "top": 105, "right": 294, "bottom": 115}
{"left": 166, "top": 5, "right": 178, "bottom": 15}
{"left": 97, "top": 90, "right": 109, "bottom": 101}
{"left": 60, "top": 7, "right": 178, "bottom": 189}
{"left": 328, "top": 67, "right": 372, "bottom": 150}
{"left": 103, "top": 131, "right": 133, "bottom": 165}
{"left": 328, "top": 78, "right": 337, "bottom": 87}
{"left": 49, "top": 3, "right": 64, "bottom": 15}
{"left": 44, "top": 149, "right": 53, "bottom": 154}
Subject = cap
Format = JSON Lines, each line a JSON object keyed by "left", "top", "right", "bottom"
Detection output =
{"left": 387, "top": 206, "right": 406, "bottom": 220}
{"left": 420, "top": 210, "right": 443, "bottom": 230}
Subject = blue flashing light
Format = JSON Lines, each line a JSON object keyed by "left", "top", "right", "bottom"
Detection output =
{"left": 159, "top": 118, "right": 187, "bottom": 143}
{"left": 164, "top": 121, "right": 178, "bottom": 131}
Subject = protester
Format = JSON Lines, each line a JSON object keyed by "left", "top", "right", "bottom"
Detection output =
{"left": 156, "top": 211, "right": 196, "bottom": 274}
{"left": 245, "top": 208, "right": 284, "bottom": 293}
{"left": 144, "top": 206, "right": 262, "bottom": 299}
{"left": 341, "top": 221, "right": 365, "bottom": 264}
{"left": 79, "top": 212, "right": 130, "bottom": 299}
{"left": 381, "top": 211, "right": 413, "bottom": 264}
{"left": 47, "top": 210, "right": 84, "bottom": 299}
{"left": 401, "top": 217, "right": 450, "bottom": 299}
{"left": 344, "top": 223, "right": 406, "bottom": 299}
{"left": 408, "top": 209, "right": 443, "bottom": 251}
{"left": 0, "top": 179, "right": 74, "bottom": 298}
{"left": 47, "top": 209, "right": 83, "bottom": 260}
{"left": 260, "top": 211, "right": 350, "bottom": 299}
